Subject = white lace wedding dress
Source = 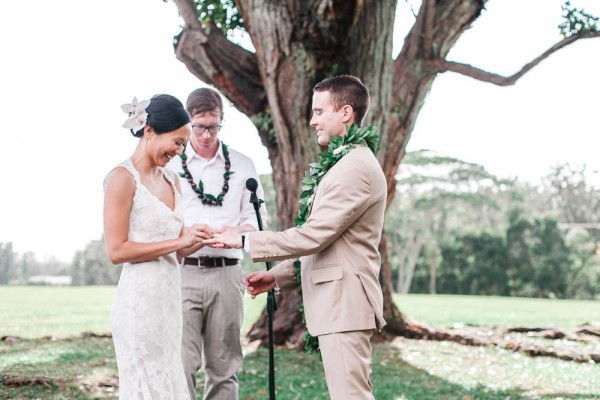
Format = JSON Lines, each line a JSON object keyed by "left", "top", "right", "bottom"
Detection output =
{"left": 110, "top": 159, "right": 190, "bottom": 400}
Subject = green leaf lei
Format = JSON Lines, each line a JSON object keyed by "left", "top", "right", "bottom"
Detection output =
{"left": 293, "top": 124, "right": 379, "bottom": 354}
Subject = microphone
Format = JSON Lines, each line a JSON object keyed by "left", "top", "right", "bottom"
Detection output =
{"left": 246, "top": 178, "right": 262, "bottom": 207}
{"left": 246, "top": 177, "right": 258, "bottom": 192}
{"left": 245, "top": 179, "right": 276, "bottom": 398}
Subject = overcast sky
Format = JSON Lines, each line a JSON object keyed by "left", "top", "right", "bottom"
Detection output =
{"left": 1, "top": 0, "right": 598, "bottom": 262}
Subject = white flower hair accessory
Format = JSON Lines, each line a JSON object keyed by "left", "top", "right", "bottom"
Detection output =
{"left": 121, "top": 97, "right": 151, "bottom": 132}
{"left": 332, "top": 144, "right": 348, "bottom": 155}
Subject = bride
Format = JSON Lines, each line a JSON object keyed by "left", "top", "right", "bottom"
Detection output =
{"left": 103, "top": 94, "right": 212, "bottom": 399}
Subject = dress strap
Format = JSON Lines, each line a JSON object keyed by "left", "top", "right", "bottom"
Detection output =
{"left": 103, "top": 158, "right": 139, "bottom": 192}
{"left": 118, "top": 159, "right": 141, "bottom": 184}
{"left": 160, "top": 166, "right": 175, "bottom": 185}
{"left": 160, "top": 167, "right": 180, "bottom": 196}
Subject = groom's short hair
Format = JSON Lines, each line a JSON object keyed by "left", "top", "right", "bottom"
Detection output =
{"left": 313, "top": 75, "right": 370, "bottom": 125}
{"left": 186, "top": 87, "right": 224, "bottom": 120}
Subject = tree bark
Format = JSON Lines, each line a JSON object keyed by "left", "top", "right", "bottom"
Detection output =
{"left": 247, "top": 292, "right": 306, "bottom": 348}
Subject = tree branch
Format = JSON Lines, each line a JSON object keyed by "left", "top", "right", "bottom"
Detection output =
{"left": 382, "top": 0, "right": 486, "bottom": 206}
{"left": 174, "top": 0, "right": 202, "bottom": 29}
{"left": 404, "top": 0, "right": 417, "bottom": 18}
{"left": 422, "top": 0, "right": 435, "bottom": 58}
{"left": 173, "top": 0, "right": 266, "bottom": 117}
{"left": 427, "top": 31, "right": 600, "bottom": 86}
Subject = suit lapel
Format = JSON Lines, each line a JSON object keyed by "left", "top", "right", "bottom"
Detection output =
{"left": 307, "top": 156, "right": 344, "bottom": 218}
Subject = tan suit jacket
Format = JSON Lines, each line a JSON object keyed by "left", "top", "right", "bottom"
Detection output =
{"left": 248, "top": 145, "right": 387, "bottom": 336}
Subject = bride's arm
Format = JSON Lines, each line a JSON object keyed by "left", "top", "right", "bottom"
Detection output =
{"left": 103, "top": 168, "right": 203, "bottom": 264}
{"left": 173, "top": 178, "right": 213, "bottom": 259}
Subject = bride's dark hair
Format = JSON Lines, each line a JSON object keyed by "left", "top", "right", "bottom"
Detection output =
{"left": 132, "top": 94, "right": 190, "bottom": 138}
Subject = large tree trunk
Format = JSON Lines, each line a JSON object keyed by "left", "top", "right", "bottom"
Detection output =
{"left": 378, "top": 232, "right": 410, "bottom": 335}
{"left": 247, "top": 291, "right": 306, "bottom": 348}
{"left": 241, "top": 0, "right": 399, "bottom": 346}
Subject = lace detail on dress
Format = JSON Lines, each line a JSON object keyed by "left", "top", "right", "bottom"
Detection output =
{"left": 110, "top": 159, "right": 190, "bottom": 400}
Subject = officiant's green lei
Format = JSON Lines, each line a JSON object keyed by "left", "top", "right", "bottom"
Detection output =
{"left": 293, "top": 124, "right": 379, "bottom": 354}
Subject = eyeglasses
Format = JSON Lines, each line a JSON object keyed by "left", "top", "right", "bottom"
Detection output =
{"left": 192, "top": 124, "right": 222, "bottom": 135}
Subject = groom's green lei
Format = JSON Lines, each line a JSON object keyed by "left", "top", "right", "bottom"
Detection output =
{"left": 293, "top": 124, "right": 380, "bottom": 354}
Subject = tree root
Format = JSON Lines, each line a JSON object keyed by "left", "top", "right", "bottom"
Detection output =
{"left": 81, "top": 331, "right": 112, "bottom": 338}
{"left": 1, "top": 336, "right": 19, "bottom": 345}
{"left": 381, "top": 319, "right": 600, "bottom": 363}
{"left": 0, "top": 375, "right": 56, "bottom": 388}
{"left": 576, "top": 324, "right": 600, "bottom": 338}
{"left": 244, "top": 281, "right": 599, "bottom": 364}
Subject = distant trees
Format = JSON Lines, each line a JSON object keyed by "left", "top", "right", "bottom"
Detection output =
{"left": 386, "top": 150, "right": 517, "bottom": 294}
{"left": 0, "top": 242, "right": 69, "bottom": 285}
{"left": 565, "top": 228, "right": 600, "bottom": 298}
{"left": 0, "top": 242, "right": 15, "bottom": 284}
{"left": 389, "top": 154, "right": 600, "bottom": 300}
{"left": 542, "top": 164, "right": 600, "bottom": 237}
{"left": 0, "top": 238, "right": 117, "bottom": 286}
{"left": 438, "top": 231, "right": 509, "bottom": 295}
{"left": 71, "top": 236, "right": 120, "bottom": 286}
{"left": 425, "top": 213, "right": 576, "bottom": 298}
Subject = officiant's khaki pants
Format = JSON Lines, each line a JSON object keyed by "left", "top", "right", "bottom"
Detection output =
{"left": 319, "top": 329, "right": 375, "bottom": 400}
{"left": 181, "top": 263, "right": 244, "bottom": 400}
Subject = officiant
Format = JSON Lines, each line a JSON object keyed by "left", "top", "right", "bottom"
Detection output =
{"left": 168, "top": 87, "right": 267, "bottom": 400}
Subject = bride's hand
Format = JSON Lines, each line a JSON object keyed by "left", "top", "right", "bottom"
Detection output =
{"left": 191, "top": 223, "right": 214, "bottom": 240}
{"left": 180, "top": 224, "right": 214, "bottom": 248}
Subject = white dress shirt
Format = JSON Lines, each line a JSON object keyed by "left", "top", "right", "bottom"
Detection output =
{"left": 168, "top": 140, "right": 267, "bottom": 259}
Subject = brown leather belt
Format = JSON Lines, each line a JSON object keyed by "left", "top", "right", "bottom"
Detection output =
{"left": 183, "top": 257, "right": 239, "bottom": 268}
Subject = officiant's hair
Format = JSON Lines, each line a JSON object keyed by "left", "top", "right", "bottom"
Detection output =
{"left": 313, "top": 75, "right": 370, "bottom": 125}
{"left": 132, "top": 94, "right": 190, "bottom": 138}
{"left": 186, "top": 88, "right": 224, "bottom": 120}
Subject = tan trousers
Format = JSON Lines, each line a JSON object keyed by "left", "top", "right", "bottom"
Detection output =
{"left": 318, "top": 330, "right": 375, "bottom": 400}
{"left": 181, "top": 263, "right": 244, "bottom": 400}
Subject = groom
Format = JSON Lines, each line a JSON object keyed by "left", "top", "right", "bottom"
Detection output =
{"left": 206, "top": 75, "right": 387, "bottom": 399}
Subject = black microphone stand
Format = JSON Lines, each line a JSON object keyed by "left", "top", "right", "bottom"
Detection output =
{"left": 247, "top": 182, "right": 277, "bottom": 400}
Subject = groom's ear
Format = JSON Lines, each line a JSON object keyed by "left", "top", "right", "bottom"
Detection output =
{"left": 340, "top": 104, "right": 354, "bottom": 124}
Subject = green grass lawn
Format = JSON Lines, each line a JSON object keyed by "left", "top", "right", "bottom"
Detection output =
{"left": 2, "top": 286, "right": 597, "bottom": 339}
{"left": 1, "top": 286, "right": 599, "bottom": 399}
{"left": 0, "top": 286, "right": 266, "bottom": 338}
{"left": 0, "top": 286, "right": 115, "bottom": 338}
{"left": 394, "top": 294, "right": 600, "bottom": 328}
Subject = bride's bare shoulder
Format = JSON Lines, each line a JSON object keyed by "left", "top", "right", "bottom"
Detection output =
{"left": 104, "top": 166, "right": 135, "bottom": 193}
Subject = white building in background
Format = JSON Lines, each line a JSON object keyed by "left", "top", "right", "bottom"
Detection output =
{"left": 27, "top": 275, "right": 72, "bottom": 286}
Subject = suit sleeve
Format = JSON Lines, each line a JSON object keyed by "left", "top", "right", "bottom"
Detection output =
{"left": 248, "top": 157, "right": 374, "bottom": 262}
{"left": 269, "top": 259, "right": 298, "bottom": 294}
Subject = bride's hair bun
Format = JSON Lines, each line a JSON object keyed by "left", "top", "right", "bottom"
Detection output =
{"left": 129, "top": 94, "right": 190, "bottom": 138}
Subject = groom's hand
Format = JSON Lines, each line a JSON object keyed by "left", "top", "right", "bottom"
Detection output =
{"left": 203, "top": 229, "right": 243, "bottom": 249}
{"left": 243, "top": 271, "right": 276, "bottom": 298}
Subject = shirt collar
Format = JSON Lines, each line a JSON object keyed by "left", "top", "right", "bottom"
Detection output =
{"left": 185, "top": 140, "right": 224, "bottom": 163}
